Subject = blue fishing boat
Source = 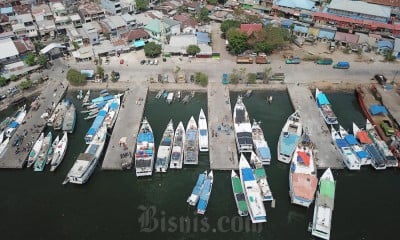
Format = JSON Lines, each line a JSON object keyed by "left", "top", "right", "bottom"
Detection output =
{"left": 135, "top": 118, "right": 155, "bottom": 177}
{"left": 187, "top": 171, "right": 207, "bottom": 206}
{"left": 91, "top": 95, "right": 114, "bottom": 104}
{"left": 85, "top": 104, "right": 109, "bottom": 144}
{"left": 315, "top": 88, "right": 338, "bottom": 125}
{"left": 197, "top": 171, "right": 214, "bottom": 215}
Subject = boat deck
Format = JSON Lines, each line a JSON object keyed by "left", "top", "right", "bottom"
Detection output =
{"left": 101, "top": 85, "right": 148, "bottom": 170}
{"left": 0, "top": 81, "right": 68, "bottom": 168}
{"left": 208, "top": 83, "right": 238, "bottom": 170}
{"left": 287, "top": 85, "right": 343, "bottom": 169}
{"left": 375, "top": 85, "right": 400, "bottom": 126}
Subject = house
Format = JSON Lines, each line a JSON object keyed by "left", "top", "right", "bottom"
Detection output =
{"left": 36, "top": 20, "right": 56, "bottom": 39}
{"left": 274, "top": 0, "right": 315, "bottom": 11}
{"left": 101, "top": 0, "right": 122, "bottom": 15}
{"left": 239, "top": 0, "right": 261, "bottom": 9}
{"left": 11, "top": 14, "right": 38, "bottom": 38}
{"left": 209, "top": 10, "right": 234, "bottom": 22}
{"left": 71, "top": 45, "right": 94, "bottom": 61}
{"left": 120, "top": 0, "right": 136, "bottom": 14}
{"left": 317, "top": 28, "right": 336, "bottom": 42}
{"left": 121, "top": 13, "right": 136, "bottom": 29}
{"left": 102, "top": 15, "right": 127, "bottom": 37}
{"left": 82, "top": 22, "right": 102, "bottom": 45}
{"left": 78, "top": 1, "right": 105, "bottom": 23}
{"left": 13, "top": 38, "right": 33, "bottom": 57}
{"left": 393, "top": 38, "right": 400, "bottom": 59}
{"left": 173, "top": 14, "right": 197, "bottom": 34}
{"left": 122, "top": 28, "right": 150, "bottom": 43}
{"left": 164, "top": 34, "right": 197, "bottom": 54}
{"left": 0, "top": 38, "right": 19, "bottom": 64}
{"left": 334, "top": 31, "right": 360, "bottom": 46}
{"left": 144, "top": 19, "right": 162, "bottom": 41}
{"left": 183, "top": 1, "right": 201, "bottom": 14}
{"left": 31, "top": 4, "right": 53, "bottom": 22}
{"left": 0, "top": 6, "right": 14, "bottom": 17}
{"left": 292, "top": 25, "right": 309, "bottom": 37}
{"left": 163, "top": 18, "right": 180, "bottom": 35}
{"left": 49, "top": 2, "right": 67, "bottom": 17}
{"left": 240, "top": 23, "right": 263, "bottom": 36}
{"left": 356, "top": 32, "right": 378, "bottom": 50}
{"left": 196, "top": 31, "right": 210, "bottom": 45}
{"left": 0, "top": 14, "right": 12, "bottom": 33}
{"left": 364, "top": 0, "right": 400, "bottom": 7}
{"left": 67, "top": 27, "right": 86, "bottom": 47}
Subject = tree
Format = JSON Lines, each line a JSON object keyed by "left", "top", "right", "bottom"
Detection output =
{"left": 230, "top": 68, "right": 240, "bottom": 84}
{"left": 144, "top": 42, "right": 162, "bottom": 57}
{"left": 96, "top": 65, "right": 105, "bottom": 78}
{"left": 67, "top": 68, "right": 87, "bottom": 86}
{"left": 247, "top": 27, "right": 289, "bottom": 54}
{"left": 33, "top": 41, "right": 43, "bottom": 53}
{"left": 207, "top": 0, "right": 217, "bottom": 4}
{"left": 19, "top": 79, "right": 32, "bottom": 90}
{"left": 24, "top": 53, "right": 36, "bottom": 66}
{"left": 226, "top": 28, "right": 248, "bottom": 55}
{"left": 72, "top": 41, "right": 80, "bottom": 50}
{"left": 37, "top": 54, "right": 48, "bottom": 67}
{"left": 198, "top": 7, "right": 209, "bottom": 23}
{"left": 220, "top": 20, "right": 240, "bottom": 35}
{"left": 135, "top": 0, "right": 149, "bottom": 12}
{"left": 247, "top": 73, "right": 256, "bottom": 84}
{"left": 0, "top": 76, "right": 7, "bottom": 86}
{"left": 10, "top": 75, "right": 17, "bottom": 81}
{"left": 195, "top": 72, "right": 208, "bottom": 87}
{"left": 186, "top": 45, "right": 200, "bottom": 56}
{"left": 384, "top": 50, "right": 396, "bottom": 62}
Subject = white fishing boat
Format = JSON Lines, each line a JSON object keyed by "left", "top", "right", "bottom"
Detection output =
{"left": 170, "top": 121, "right": 185, "bottom": 169}
{"left": 47, "top": 101, "right": 62, "bottom": 126}
{"left": 155, "top": 120, "right": 174, "bottom": 173}
{"left": 239, "top": 154, "right": 267, "bottom": 223}
{"left": 187, "top": 171, "right": 207, "bottom": 206}
{"left": 198, "top": 108, "right": 209, "bottom": 152}
{"left": 0, "top": 137, "right": 9, "bottom": 156}
{"left": 251, "top": 120, "right": 271, "bottom": 165}
{"left": 103, "top": 98, "right": 121, "bottom": 129}
{"left": 289, "top": 133, "right": 318, "bottom": 208}
{"left": 231, "top": 170, "right": 249, "bottom": 216}
{"left": 27, "top": 133, "right": 44, "bottom": 168}
{"left": 233, "top": 96, "right": 253, "bottom": 153}
{"left": 83, "top": 90, "right": 91, "bottom": 103}
{"left": 0, "top": 130, "right": 4, "bottom": 144}
{"left": 277, "top": 111, "right": 303, "bottom": 163}
{"left": 62, "top": 102, "right": 76, "bottom": 133}
{"left": 63, "top": 126, "right": 107, "bottom": 184}
{"left": 315, "top": 88, "right": 338, "bottom": 125}
{"left": 50, "top": 132, "right": 68, "bottom": 171}
{"left": 311, "top": 168, "right": 336, "bottom": 240}
{"left": 85, "top": 104, "right": 109, "bottom": 144}
{"left": 166, "top": 92, "right": 174, "bottom": 104}
{"left": 47, "top": 135, "right": 59, "bottom": 164}
{"left": 197, "top": 171, "right": 214, "bottom": 215}
{"left": 353, "top": 122, "right": 386, "bottom": 170}
{"left": 250, "top": 152, "right": 273, "bottom": 201}
{"left": 135, "top": 118, "right": 155, "bottom": 177}
{"left": 176, "top": 91, "right": 181, "bottom": 100}
{"left": 331, "top": 125, "right": 361, "bottom": 170}
{"left": 34, "top": 132, "right": 52, "bottom": 172}
{"left": 53, "top": 100, "right": 70, "bottom": 130}
{"left": 184, "top": 116, "right": 198, "bottom": 165}
{"left": 338, "top": 125, "right": 371, "bottom": 166}
{"left": 5, "top": 105, "right": 26, "bottom": 138}
{"left": 155, "top": 90, "right": 164, "bottom": 99}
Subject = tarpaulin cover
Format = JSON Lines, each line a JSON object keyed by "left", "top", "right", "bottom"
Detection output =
{"left": 369, "top": 104, "right": 388, "bottom": 115}
{"left": 297, "top": 151, "right": 310, "bottom": 165}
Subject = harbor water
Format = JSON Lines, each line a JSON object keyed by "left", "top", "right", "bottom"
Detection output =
{"left": 0, "top": 90, "right": 399, "bottom": 239}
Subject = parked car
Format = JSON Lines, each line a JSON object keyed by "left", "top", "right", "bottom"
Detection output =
{"left": 256, "top": 72, "right": 265, "bottom": 80}
{"left": 316, "top": 58, "right": 333, "bottom": 65}
{"left": 333, "top": 61, "right": 350, "bottom": 69}
{"left": 0, "top": 94, "right": 7, "bottom": 101}
{"left": 285, "top": 57, "right": 301, "bottom": 64}
{"left": 154, "top": 59, "right": 158, "bottom": 65}
{"left": 111, "top": 71, "right": 120, "bottom": 81}
{"left": 140, "top": 60, "right": 146, "bottom": 65}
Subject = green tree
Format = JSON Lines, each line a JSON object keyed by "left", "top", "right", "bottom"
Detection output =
{"left": 37, "top": 54, "right": 48, "bottom": 66}
{"left": 33, "top": 41, "right": 43, "bottom": 53}
{"left": 230, "top": 68, "right": 240, "bottom": 84}
{"left": 263, "top": 67, "right": 272, "bottom": 81}
{"left": 247, "top": 73, "right": 256, "bottom": 84}
{"left": 198, "top": 7, "right": 209, "bottom": 23}
{"left": 195, "top": 72, "right": 208, "bottom": 87}
{"left": 247, "top": 27, "right": 289, "bottom": 54}
{"left": 0, "top": 76, "right": 7, "bottom": 86}
{"left": 220, "top": 20, "right": 240, "bottom": 35}
{"left": 226, "top": 28, "right": 248, "bottom": 55}
{"left": 19, "top": 79, "right": 32, "bottom": 90}
{"left": 10, "top": 75, "right": 18, "bottom": 81}
{"left": 67, "top": 68, "right": 87, "bottom": 86}
{"left": 24, "top": 53, "right": 36, "bottom": 66}
{"left": 72, "top": 41, "right": 80, "bottom": 50}
{"left": 144, "top": 42, "right": 162, "bottom": 57}
{"left": 135, "top": 0, "right": 149, "bottom": 12}
{"left": 186, "top": 45, "right": 201, "bottom": 56}
{"left": 384, "top": 50, "right": 396, "bottom": 62}
{"left": 207, "top": 0, "right": 217, "bottom": 4}
{"left": 96, "top": 65, "right": 105, "bottom": 78}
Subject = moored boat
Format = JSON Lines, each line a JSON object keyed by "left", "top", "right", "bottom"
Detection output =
{"left": 197, "top": 171, "right": 214, "bottom": 215}
{"left": 198, "top": 108, "right": 209, "bottom": 152}
{"left": 53, "top": 100, "right": 70, "bottom": 130}
{"left": 63, "top": 126, "right": 107, "bottom": 184}
{"left": 250, "top": 152, "right": 273, "bottom": 201}
{"left": 155, "top": 90, "right": 164, "bottom": 99}
{"left": 170, "top": 121, "right": 185, "bottom": 169}
{"left": 50, "top": 132, "right": 68, "bottom": 171}
{"left": 85, "top": 104, "right": 109, "bottom": 144}
{"left": 27, "top": 133, "right": 44, "bottom": 168}
{"left": 166, "top": 92, "right": 174, "bottom": 104}
{"left": 239, "top": 154, "right": 267, "bottom": 223}
{"left": 289, "top": 133, "right": 318, "bottom": 208}
{"left": 83, "top": 90, "right": 91, "bottom": 103}
{"left": 1, "top": 117, "right": 14, "bottom": 131}
{"left": 251, "top": 120, "right": 271, "bottom": 165}
{"left": 233, "top": 96, "right": 253, "bottom": 153}
{"left": 155, "top": 120, "right": 174, "bottom": 173}
{"left": 5, "top": 105, "right": 26, "bottom": 138}
{"left": 315, "top": 88, "right": 338, "bottom": 125}
{"left": 311, "top": 168, "right": 336, "bottom": 240}
{"left": 135, "top": 118, "right": 155, "bottom": 177}
{"left": 339, "top": 125, "right": 371, "bottom": 166}
{"left": 184, "top": 116, "right": 198, "bottom": 165}
{"left": 187, "top": 171, "right": 207, "bottom": 206}
{"left": 231, "top": 170, "right": 249, "bottom": 216}
{"left": 277, "top": 111, "right": 303, "bottom": 163}
{"left": 34, "top": 132, "right": 52, "bottom": 172}
{"left": 331, "top": 125, "right": 361, "bottom": 170}
{"left": 47, "top": 135, "right": 59, "bottom": 164}
{"left": 103, "top": 98, "right": 121, "bottom": 129}
{"left": 62, "top": 102, "right": 76, "bottom": 133}
{"left": 0, "top": 137, "right": 10, "bottom": 156}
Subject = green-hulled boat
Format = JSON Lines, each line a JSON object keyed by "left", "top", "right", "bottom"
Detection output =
{"left": 34, "top": 132, "right": 52, "bottom": 172}
{"left": 231, "top": 170, "right": 248, "bottom": 216}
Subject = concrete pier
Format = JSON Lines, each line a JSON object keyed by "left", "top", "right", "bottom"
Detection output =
{"left": 287, "top": 85, "right": 344, "bottom": 169}
{"left": 101, "top": 85, "right": 148, "bottom": 170}
{"left": 0, "top": 81, "right": 68, "bottom": 169}
{"left": 375, "top": 86, "right": 400, "bottom": 125}
{"left": 208, "top": 83, "right": 238, "bottom": 170}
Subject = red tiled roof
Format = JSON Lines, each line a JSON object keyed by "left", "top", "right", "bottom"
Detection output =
{"left": 240, "top": 23, "right": 263, "bottom": 36}
{"left": 112, "top": 39, "right": 126, "bottom": 47}
{"left": 364, "top": 0, "right": 400, "bottom": 7}
{"left": 13, "top": 39, "right": 30, "bottom": 54}
{"left": 0, "top": 14, "right": 9, "bottom": 23}
{"left": 173, "top": 14, "right": 197, "bottom": 29}
{"left": 122, "top": 29, "right": 150, "bottom": 42}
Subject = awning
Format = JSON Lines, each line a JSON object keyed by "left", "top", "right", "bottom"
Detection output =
{"left": 133, "top": 40, "right": 145, "bottom": 48}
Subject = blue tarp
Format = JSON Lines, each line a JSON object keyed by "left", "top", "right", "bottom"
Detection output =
{"left": 200, "top": 129, "right": 207, "bottom": 136}
{"left": 138, "top": 132, "right": 154, "bottom": 143}
{"left": 133, "top": 40, "right": 145, "bottom": 48}
{"left": 187, "top": 130, "right": 196, "bottom": 140}
{"left": 318, "top": 29, "right": 335, "bottom": 40}
{"left": 281, "top": 19, "right": 293, "bottom": 29}
{"left": 344, "top": 135, "right": 358, "bottom": 145}
{"left": 317, "top": 92, "right": 330, "bottom": 105}
{"left": 276, "top": 0, "right": 315, "bottom": 10}
{"left": 109, "top": 101, "right": 119, "bottom": 110}
{"left": 356, "top": 150, "right": 369, "bottom": 159}
{"left": 369, "top": 104, "right": 388, "bottom": 115}
{"left": 9, "top": 121, "right": 19, "bottom": 128}
{"left": 293, "top": 25, "right": 309, "bottom": 34}
{"left": 280, "top": 134, "right": 300, "bottom": 156}
{"left": 377, "top": 40, "right": 394, "bottom": 50}
{"left": 242, "top": 168, "right": 255, "bottom": 181}
{"left": 80, "top": 69, "right": 94, "bottom": 78}
{"left": 0, "top": 7, "right": 13, "bottom": 14}
{"left": 336, "top": 139, "right": 349, "bottom": 148}
{"left": 196, "top": 31, "right": 210, "bottom": 44}
{"left": 86, "top": 110, "right": 107, "bottom": 137}
{"left": 192, "top": 173, "right": 206, "bottom": 195}
{"left": 259, "top": 147, "right": 271, "bottom": 159}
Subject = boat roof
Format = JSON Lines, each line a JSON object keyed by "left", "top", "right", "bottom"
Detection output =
{"left": 356, "top": 131, "right": 373, "bottom": 144}
{"left": 320, "top": 179, "right": 335, "bottom": 199}
{"left": 344, "top": 134, "right": 358, "bottom": 145}
{"left": 192, "top": 172, "right": 206, "bottom": 195}
{"left": 9, "top": 121, "right": 19, "bottom": 128}
{"left": 138, "top": 132, "right": 154, "bottom": 142}
{"left": 356, "top": 150, "right": 369, "bottom": 159}
{"left": 369, "top": 104, "right": 388, "bottom": 115}
{"left": 258, "top": 147, "right": 271, "bottom": 159}
{"left": 232, "top": 176, "right": 244, "bottom": 193}
{"left": 254, "top": 168, "right": 266, "bottom": 178}
{"left": 280, "top": 134, "right": 300, "bottom": 156}
{"left": 335, "top": 139, "right": 349, "bottom": 148}
{"left": 292, "top": 173, "right": 318, "bottom": 200}
{"left": 241, "top": 168, "right": 255, "bottom": 181}
{"left": 316, "top": 92, "right": 330, "bottom": 105}
{"left": 187, "top": 130, "right": 196, "bottom": 140}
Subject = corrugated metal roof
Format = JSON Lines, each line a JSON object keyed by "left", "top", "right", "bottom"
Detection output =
{"left": 0, "top": 38, "right": 18, "bottom": 60}
{"left": 144, "top": 19, "right": 161, "bottom": 33}
{"left": 293, "top": 25, "right": 309, "bottom": 33}
{"left": 276, "top": 0, "right": 315, "bottom": 11}
{"left": 394, "top": 38, "right": 400, "bottom": 52}
{"left": 328, "top": 0, "right": 391, "bottom": 19}
{"left": 318, "top": 29, "right": 335, "bottom": 40}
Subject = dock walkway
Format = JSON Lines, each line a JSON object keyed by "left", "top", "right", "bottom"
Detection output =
{"left": 287, "top": 85, "right": 343, "bottom": 169}
{"left": 101, "top": 85, "right": 148, "bottom": 170}
{"left": 0, "top": 81, "right": 68, "bottom": 168}
{"left": 375, "top": 86, "right": 400, "bottom": 125}
{"left": 208, "top": 83, "right": 238, "bottom": 170}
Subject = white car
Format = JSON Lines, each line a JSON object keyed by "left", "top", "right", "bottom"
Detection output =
{"left": 154, "top": 59, "right": 158, "bottom": 65}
